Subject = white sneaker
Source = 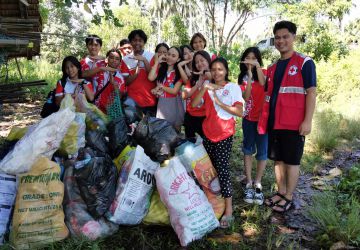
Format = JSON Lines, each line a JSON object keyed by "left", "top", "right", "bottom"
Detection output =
{"left": 253, "top": 183, "right": 264, "bottom": 205}
{"left": 244, "top": 183, "right": 255, "bottom": 204}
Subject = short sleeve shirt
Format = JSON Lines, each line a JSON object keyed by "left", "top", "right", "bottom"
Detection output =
{"left": 184, "top": 80, "right": 206, "bottom": 117}
{"left": 120, "top": 51, "right": 157, "bottom": 107}
{"left": 55, "top": 78, "right": 93, "bottom": 96}
{"left": 240, "top": 69, "right": 267, "bottom": 121}
{"left": 202, "top": 82, "right": 244, "bottom": 142}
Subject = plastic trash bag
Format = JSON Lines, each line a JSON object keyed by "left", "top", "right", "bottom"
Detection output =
{"left": 74, "top": 153, "right": 118, "bottom": 219}
{"left": 134, "top": 116, "right": 180, "bottom": 163}
{"left": 142, "top": 189, "right": 170, "bottom": 226}
{"left": 0, "top": 173, "right": 17, "bottom": 245}
{"left": 60, "top": 93, "right": 76, "bottom": 112}
{"left": 108, "top": 116, "right": 129, "bottom": 158}
{"left": 0, "top": 140, "right": 17, "bottom": 161}
{"left": 107, "top": 146, "right": 159, "bottom": 225}
{"left": 175, "top": 141, "right": 225, "bottom": 219}
{"left": 76, "top": 94, "right": 109, "bottom": 132}
{"left": 123, "top": 96, "right": 143, "bottom": 124}
{"left": 10, "top": 157, "right": 69, "bottom": 249}
{"left": 85, "top": 130, "right": 109, "bottom": 154}
{"left": 155, "top": 157, "right": 219, "bottom": 247}
{"left": 6, "top": 126, "right": 28, "bottom": 141}
{"left": 0, "top": 108, "right": 75, "bottom": 175}
{"left": 63, "top": 166, "right": 118, "bottom": 240}
{"left": 58, "top": 113, "right": 86, "bottom": 157}
{"left": 113, "top": 145, "right": 135, "bottom": 172}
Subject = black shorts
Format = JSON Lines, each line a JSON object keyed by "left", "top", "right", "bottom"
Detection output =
{"left": 268, "top": 129, "right": 305, "bottom": 165}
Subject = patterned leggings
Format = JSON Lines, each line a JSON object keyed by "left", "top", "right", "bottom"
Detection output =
{"left": 203, "top": 136, "right": 233, "bottom": 198}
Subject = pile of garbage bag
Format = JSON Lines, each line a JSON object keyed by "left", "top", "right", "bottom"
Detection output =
{"left": 0, "top": 95, "right": 225, "bottom": 248}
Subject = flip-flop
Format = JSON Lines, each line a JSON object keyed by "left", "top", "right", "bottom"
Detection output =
{"left": 265, "top": 192, "right": 286, "bottom": 207}
{"left": 220, "top": 215, "right": 235, "bottom": 229}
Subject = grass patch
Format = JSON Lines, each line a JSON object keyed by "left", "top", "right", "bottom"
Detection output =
{"left": 307, "top": 192, "right": 360, "bottom": 248}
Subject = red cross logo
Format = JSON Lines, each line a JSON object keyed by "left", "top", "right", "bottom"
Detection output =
{"left": 288, "top": 65, "right": 298, "bottom": 76}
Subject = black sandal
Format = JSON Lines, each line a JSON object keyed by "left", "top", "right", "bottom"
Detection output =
{"left": 265, "top": 192, "right": 286, "bottom": 207}
{"left": 272, "top": 196, "right": 294, "bottom": 213}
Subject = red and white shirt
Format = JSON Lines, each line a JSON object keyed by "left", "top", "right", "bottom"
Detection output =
{"left": 240, "top": 69, "right": 267, "bottom": 121}
{"left": 55, "top": 78, "right": 93, "bottom": 96}
{"left": 120, "top": 51, "right": 157, "bottom": 108}
{"left": 159, "top": 70, "right": 182, "bottom": 98}
{"left": 94, "top": 70, "right": 126, "bottom": 113}
{"left": 80, "top": 56, "right": 106, "bottom": 90}
{"left": 184, "top": 80, "right": 206, "bottom": 117}
{"left": 203, "top": 82, "right": 244, "bottom": 142}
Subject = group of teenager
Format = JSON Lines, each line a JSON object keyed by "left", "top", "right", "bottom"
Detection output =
{"left": 52, "top": 20, "right": 316, "bottom": 229}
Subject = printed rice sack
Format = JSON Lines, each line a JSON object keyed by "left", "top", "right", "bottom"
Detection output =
{"left": 64, "top": 166, "right": 118, "bottom": 240}
{"left": 176, "top": 141, "right": 225, "bottom": 219}
{"left": 0, "top": 173, "right": 17, "bottom": 245}
{"left": 155, "top": 157, "right": 219, "bottom": 246}
{"left": 0, "top": 108, "right": 75, "bottom": 175}
{"left": 10, "top": 157, "right": 69, "bottom": 249}
{"left": 107, "top": 146, "right": 159, "bottom": 225}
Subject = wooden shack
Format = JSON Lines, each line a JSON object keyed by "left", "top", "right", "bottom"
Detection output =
{"left": 0, "top": 0, "right": 42, "bottom": 59}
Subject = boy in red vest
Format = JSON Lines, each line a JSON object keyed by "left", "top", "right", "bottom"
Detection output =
{"left": 258, "top": 21, "right": 317, "bottom": 212}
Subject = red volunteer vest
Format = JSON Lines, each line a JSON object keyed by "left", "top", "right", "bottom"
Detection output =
{"left": 258, "top": 52, "right": 309, "bottom": 134}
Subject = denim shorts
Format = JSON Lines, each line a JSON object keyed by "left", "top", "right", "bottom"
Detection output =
{"left": 242, "top": 118, "right": 268, "bottom": 160}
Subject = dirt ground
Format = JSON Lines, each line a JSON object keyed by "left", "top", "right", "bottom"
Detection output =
{"left": 0, "top": 101, "right": 42, "bottom": 137}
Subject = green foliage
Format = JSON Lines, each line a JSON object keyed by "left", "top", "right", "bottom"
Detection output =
{"left": 316, "top": 48, "right": 360, "bottom": 118}
{"left": 275, "top": 0, "right": 350, "bottom": 61}
{"left": 307, "top": 192, "right": 360, "bottom": 247}
{"left": 40, "top": 1, "right": 88, "bottom": 63}
{"left": 338, "top": 164, "right": 360, "bottom": 197}
{"left": 1, "top": 58, "right": 61, "bottom": 97}
{"left": 310, "top": 110, "right": 342, "bottom": 152}
{"left": 89, "top": 5, "right": 153, "bottom": 51}
{"left": 162, "top": 15, "right": 189, "bottom": 47}
{"left": 345, "top": 18, "right": 360, "bottom": 43}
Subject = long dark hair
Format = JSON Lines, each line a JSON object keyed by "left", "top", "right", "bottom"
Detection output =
{"left": 155, "top": 46, "right": 182, "bottom": 85}
{"left": 61, "top": 56, "right": 82, "bottom": 81}
{"left": 238, "top": 47, "right": 263, "bottom": 84}
{"left": 190, "top": 50, "right": 211, "bottom": 87}
{"left": 210, "top": 57, "right": 230, "bottom": 82}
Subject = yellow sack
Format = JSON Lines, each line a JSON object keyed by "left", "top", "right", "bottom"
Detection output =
{"left": 10, "top": 157, "right": 69, "bottom": 249}
{"left": 58, "top": 113, "right": 86, "bottom": 157}
{"left": 113, "top": 145, "right": 135, "bottom": 172}
{"left": 143, "top": 189, "right": 170, "bottom": 226}
{"left": 7, "top": 126, "right": 28, "bottom": 141}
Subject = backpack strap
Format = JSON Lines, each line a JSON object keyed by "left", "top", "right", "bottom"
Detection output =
{"left": 93, "top": 72, "right": 117, "bottom": 101}
{"left": 94, "top": 80, "right": 111, "bottom": 101}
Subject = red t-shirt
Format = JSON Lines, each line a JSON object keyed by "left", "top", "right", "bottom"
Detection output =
{"left": 159, "top": 70, "right": 182, "bottom": 98}
{"left": 120, "top": 51, "right": 157, "bottom": 108}
{"left": 55, "top": 78, "right": 93, "bottom": 97}
{"left": 94, "top": 70, "right": 126, "bottom": 113}
{"left": 184, "top": 80, "right": 206, "bottom": 117}
{"left": 202, "top": 82, "right": 244, "bottom": 142}
{"left": 240, "top": 69, "right": 266, "bottom": 121}
{"left": 80, "top": 56, "right": 106, "bottom": 90}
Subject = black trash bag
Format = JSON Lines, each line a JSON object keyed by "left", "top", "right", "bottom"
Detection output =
{"left": 85, "top": 130, "right": 109, "bottom": 154}
{"left": 122, "top": 96, "right": 143, "bottom": 124}
{"left": 0, "top": 140, "right": 17, "bottom": 160}
{"left": 107, "top": 116, "right": 129, "bottom": 158}
{"left": 134, "top": 116, "right": 180, "bottom": 163}
{"left": 74, "top": 153, "right": 118, "bottom": 219}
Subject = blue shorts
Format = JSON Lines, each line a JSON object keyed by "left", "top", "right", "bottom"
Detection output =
{"left": 242, "top": 118, "right": 268, "bottom": 160}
